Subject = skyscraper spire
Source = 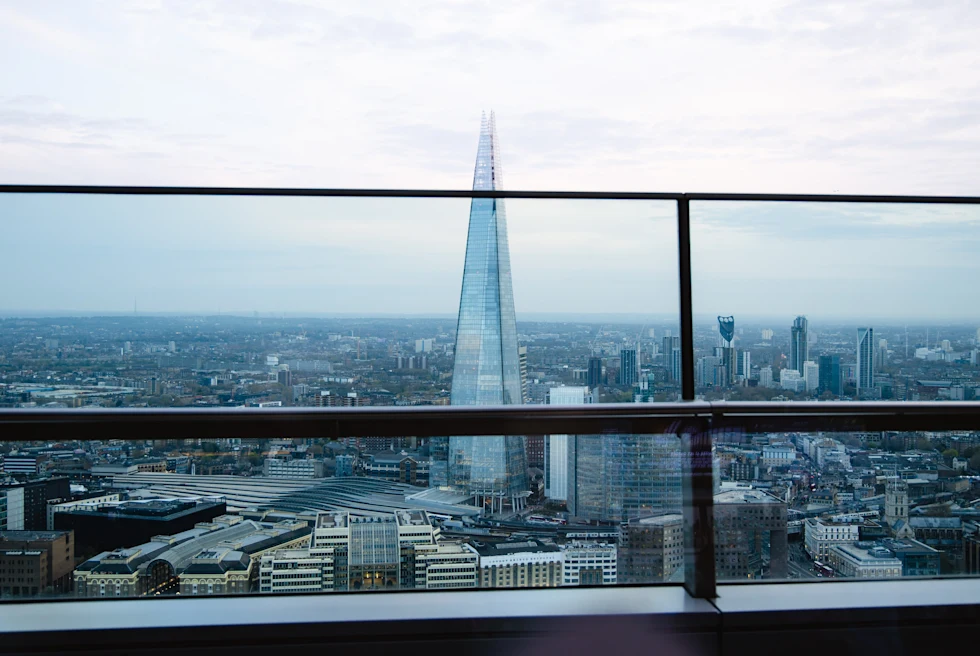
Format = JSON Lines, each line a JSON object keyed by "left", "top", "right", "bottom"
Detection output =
{"left": 447, "top": 111, "right": 528, "bottom": 513}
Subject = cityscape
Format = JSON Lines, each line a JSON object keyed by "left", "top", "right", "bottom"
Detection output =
{"left": 2, "top": 114, "right": 980, "bottom": 599}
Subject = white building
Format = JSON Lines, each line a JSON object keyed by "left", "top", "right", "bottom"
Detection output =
{"left": 759, "top": 366, "right": 773, "bottom": 388}
{"left": 805, "top": 517, "right": 861, "bottom": 559}
{"left": 803, "top": 361, "right": 819, "bottom": 393}
{"left": 827, "top": 543, "right": 902, "bottom": 578}
{"left": 413, "top": 542, "right": 479, "bottom": 589}
{"left": 259, "top": 548, "right": 335, "bottom": 594}
{"left": 474, "top": 540, "right": 564, "bottom": 588}
{"left": 47, "top": 493, "right": 121, "bottom": 530}
{"left": 779, "top": 369, "right": 804, "bottom": 392}
{"left": 561, "top": 541, "right": 617, "bottom": 586}
{"left": 415, "top": 338, "right": 434, "bottom": 353}
{"left": 263, "top": 458, "right": 325, "bottom": 479}
{"left": 761, "top": 444, "right": 796, "bottom": 468}
{"left": 1, "top": 455, "right": 39, "bottom": 476}
{"left": 1, "top": 488, "right": 25, "bottom": 530}
{"left": 545, "top": 386, "right": 592, "bottom": 501}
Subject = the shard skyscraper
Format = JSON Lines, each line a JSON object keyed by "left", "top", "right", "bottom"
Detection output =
{"left": 447, "top": 111, "right": 529, "bottom": 513}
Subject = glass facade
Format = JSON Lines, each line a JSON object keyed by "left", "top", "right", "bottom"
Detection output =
{"left": 448, "top": 112, "right": 528, "bottom": 509}
{"left": 567, "top": 435, "right": 684, "bottom": 523}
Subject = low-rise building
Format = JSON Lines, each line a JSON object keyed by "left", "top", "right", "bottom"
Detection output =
{"left": 618, "top": 514, "right": 685, "bottom": 584}
{"left": 715, "top": 489, "right": 788, "bottom": 579}
{"left": 805, "top": 517, "right": 861, "bottom": 560}
{"left": 413, "top": 542, "right": 479, "bottom": 590}
{"left": 74, "top": 515, "right": 308, "bottom": 598}
{"left": 263, "top": 458, "right": 325, "bottom": 479}
{"left": 827, "top": 542, "right": 903, "bottom": 579}
{"left": 561, "top": 541, "right": 617, "bottom": 586}
{"left": 473, "top": 539, "right": 563, "bottom": 588}
{"left": 0, "top": 530, "right": 74, "bottom": 597}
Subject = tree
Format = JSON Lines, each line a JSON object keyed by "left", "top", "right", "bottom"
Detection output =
{"left": 942, "top": 448, "right": 959, "bottom": 463}
{"left": 970, "top": 451, "right": 980, "bottom": 472}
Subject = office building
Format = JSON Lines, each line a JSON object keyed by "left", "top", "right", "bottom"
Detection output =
{"left": 714, "top": 489, "right": 788, "bottom": 579}
{"left": 1, "top": 478, "right": 70, "bottom": 531}
{"left": 362, "top": 451, "right": 429, "bottom": 486}
{"left": 545, "top": 386, "right": 591, "bottom": 502}
{"left": 857, "top": 327, "right": 875, "bottom": 393}
{"left": 587, "top": 356, "right": 603, "bottom": 388}
{"left": 737, "top": 350, "right": 751, "bottom": 381}
{"left": 263, "top": 458, "right": 325, "bottom": 479}
{"left": 1, "top": 488, "right": 24, "bottom": 530}
{"left": 276, "top": 367, "right": 291, "bottom": 387}
{"left": 0, "top": 530, "right": 74, "bottom": 596}
{"left": 448, "top": 112, "right": 528, "bottom": 513}
{"left": 472, "top": 539, "right": 563, "bottom": 588}
{"left": 818, "top": 355, "right": 841, "bottom": 395}
{"left": 779, "top": 369, "right": 804, "bottom": 393}
{"left": 803, "top": 361, "right": 819, "bottom": 393}
{"left": 413, "top": 541, "right": 479, "bottom": 590}
{"left": 47, "top": 493, "right": 121, "bottom": 530}
{"left": 759, "top": 366, "right": 774, "bottom": 388}
{"left": 568, "top": 434, "right": 683, "bottom": 523}
{"left": 879, "top": 538, "right": 940, "bottom": 576}
{"left": 761, "top": 328, "right": 774, "bottom": 340}
{"left": 518, "top": 345, "right": 530, "bottom": 404}
{"left": 618, "top": 514, "right": 685, "bottom": 584}
{"left": 524, "top": 435, "right": 545, "bottom": 470}
{"left": 415, "top": 338, "right": 433, "bottom": 353}
{"left": 878, "top": 339, "right": 888, "bottom": 367}
{"left": 1, "top": 455, "right": 39, "bottom": 476}
{"left": 619, "top": 348, "right": 638, "bottom": 387}
{"left": 790, "top": 316, "right": 808, "bottom": 374}
{"left": 561, "top": 541, "right": 617, "bottom": 586}
{"left": 827, "top": 542, "right": 903, "bottom": 578}
{"left": 260, "top": 510, "right": 440, "bottom": 593}
{"left": 805, "top": 517, "right": 861, "bottom": 559}
{"left": 662, "top": 335, "right": 681, "bottom": 382}
{"left": 55, "top": 498, "right": 227, "bottom": 560}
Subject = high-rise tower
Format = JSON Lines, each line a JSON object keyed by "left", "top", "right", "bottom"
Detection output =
{"left": 448, "top": 112, "right": 528, "bottom": 512}
{"left": 856, "top": 327, "right": 875, "bottom": 393}
{"left": 790, "top": 316, "right": 808, "bottom": 374}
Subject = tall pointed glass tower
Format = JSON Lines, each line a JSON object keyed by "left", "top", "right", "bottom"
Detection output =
{"left": 448, "top": 111, "right": 528, "bottom": 513}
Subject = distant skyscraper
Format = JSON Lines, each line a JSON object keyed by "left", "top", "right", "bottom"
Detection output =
{"left": 818, "top": 354, "right": 841, "bottom": 395}
{"left": 619, "top": 348, "right": 638, "bottom": 387}
{"left": 736, "top": 350, "right": 751, "bottom": 381}
{"left": 518, "top": 345, "right": 530, "bottom": 404}
{"left": 448, "top": 112, "right": 528, "bottom": 512}
{"left": 545, "top": 386, "right": 592, "bottom": 502}
{"left": 718, "top": 316, "right": 735, "bottom": 346}
{"left": 856, "top": 327, "right": 875, "bottom": 393}
{"left": 717, "top": 316, "right": 736, "bottom": 386}
{"left": 790, "top": 316, "right": 808, "bottom": 374}
{"left": 803, "top": 361, "right": 819, "bottom": 393}
{"left": 662, "top": 336, "right": 681, "bottom": 383}
{"left": 761, "top": 329, "right": 774, "bottom": 341}
{"left": 587, "top": 356, "right": 603, "bottom": 388}
{"left": 877, "top": 338, "right": 888, "bottom": 369}
{"left": 759, "top": 366, "right": 773, "bottom": 388}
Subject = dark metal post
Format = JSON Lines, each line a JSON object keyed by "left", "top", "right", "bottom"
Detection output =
{"left": 677, "top": 197, "right": 695, "bottom": 401}
{"left": 681, "top": 420, "right": 716, "bottom": 599}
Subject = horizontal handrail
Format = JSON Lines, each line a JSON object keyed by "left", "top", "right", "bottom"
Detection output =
{"left": 3, "top": 185, "right": 980, "bottom": 204}
{"left": 1, "top": 401, "right": 978, "bottom": 441}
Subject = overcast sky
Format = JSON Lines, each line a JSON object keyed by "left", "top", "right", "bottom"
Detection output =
{"left": 1, "top": 1, "right": 979, "bottom": 321}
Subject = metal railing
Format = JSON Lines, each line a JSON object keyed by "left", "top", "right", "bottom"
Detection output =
{"left": 2, "top": 185, "right": 980, "bottom": 600}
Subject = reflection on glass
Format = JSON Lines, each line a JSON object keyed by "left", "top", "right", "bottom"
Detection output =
{"left": 691, "top": 201, "right": 980, "bottom": 403}
{"left": 713, "top": 429, "right": 980, "bottom": 581}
